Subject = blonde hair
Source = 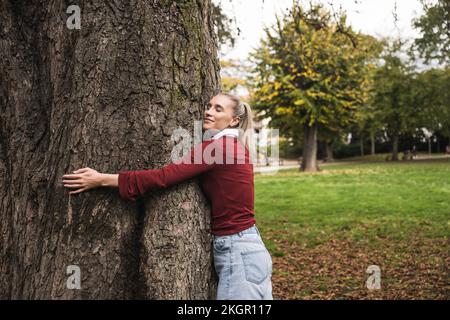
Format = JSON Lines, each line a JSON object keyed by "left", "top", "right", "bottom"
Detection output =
{"left": 219, "top": 92, "right": 257, "bottom": 165}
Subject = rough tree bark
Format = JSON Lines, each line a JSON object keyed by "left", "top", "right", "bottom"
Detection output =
{"left": 0, "top": 0, "right": 220, "bottom": 299}
{"left": 300, "top": 122, "right": 319, "bottom": 172}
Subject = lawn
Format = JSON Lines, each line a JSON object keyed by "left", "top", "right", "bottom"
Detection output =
{"left": 254, "top": 157, "right": 450, "bottom": 299}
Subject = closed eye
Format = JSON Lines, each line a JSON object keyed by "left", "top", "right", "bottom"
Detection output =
{"left": 205, "top": 103, "right": 224, "bottom": 112}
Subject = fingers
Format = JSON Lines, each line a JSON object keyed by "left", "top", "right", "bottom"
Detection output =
{"left": 62, "top": 179, "right": 82, "bottom": 183}
{"left": 62, "top": 168, "right": 91, "bottom": 195}
{"left": 62, "top": 174, "right": 82, "bottom": 179}
{"left": 69, "top": 187, "right": 87, "bottom": 195}
{"left": 62, "top": 167, "right": 90, "bottom": 178}
{"left": 64, "top": 184, "right": 83, "bottom": 189}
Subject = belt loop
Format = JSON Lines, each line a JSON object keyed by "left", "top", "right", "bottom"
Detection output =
{"left": 238, "top": 231, "right": 243, "bottom": 237}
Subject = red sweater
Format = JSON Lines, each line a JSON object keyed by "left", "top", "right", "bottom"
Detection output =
{"left": 118, "top": 136, "right": 256, "bottom": 236}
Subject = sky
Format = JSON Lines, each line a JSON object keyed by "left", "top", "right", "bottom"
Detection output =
{"left": 215, "top": 0, "right": 427, "bottom": 60}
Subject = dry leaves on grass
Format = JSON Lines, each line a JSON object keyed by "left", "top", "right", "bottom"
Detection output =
{"left": 269, "top": 237, "right": 449, "bottom": 300}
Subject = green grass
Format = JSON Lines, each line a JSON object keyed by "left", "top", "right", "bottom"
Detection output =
{"left": 334, "top": 152, "right": 446, "bottom": 162}
{"left": 255, "top": 158, "right": 450, "bottom": 251}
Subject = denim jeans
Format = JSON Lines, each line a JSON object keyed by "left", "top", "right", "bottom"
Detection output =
{"left": 213, "top": 225, "right": 273, "bottom": 300}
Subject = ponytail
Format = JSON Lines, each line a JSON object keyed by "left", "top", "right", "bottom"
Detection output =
{"left": 219, "top": 93, "right": 257, "bottom": 165}
{"left": 238, "top": 102, "right": 256, "bottom": 165}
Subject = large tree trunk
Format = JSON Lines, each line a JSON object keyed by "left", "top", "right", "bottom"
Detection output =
{"left": 0, "top": 0, "right": 220, "bottom": 299}
{"left": 300, "top": 122, "right": 318, "bottom": 172}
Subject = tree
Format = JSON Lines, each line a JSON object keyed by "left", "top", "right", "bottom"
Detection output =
{"left": 212, "top": 1, "right": 238, "bottom": 52}
{"left": 220, "top": 59, "right": 251, "bottom": 93}
{"left": 0, "top": 1, "right": 220, "bottom": 299}
{"left": 318, "top": 125, "right": 348, "bottom": 162}
{"left": 412, "top": 0, "right": 450, "bottom": 65}
{"left": 360, "top": 101, "right": 385, "bottom": 156}
{"left": 249, "top": 2, "right": 379, "bottom": 172}
{"left": 356, "top": 75, "right": 386, "bottom": 157}
{"left": 371, "top": 40, "right": 416, "bottom": 161}
{"left": 413, "top": 67, "right": 450, "bottom": 145}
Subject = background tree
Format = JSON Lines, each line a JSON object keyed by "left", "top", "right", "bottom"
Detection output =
{"left": 220, "top": 59, "right": 251, "bottom": 93}
{"left": 355, "top": 61, "right": 387, "bottom": 157}
{"left": 0, "top": 0, "right": 220, "bottom": 299}
{"left": 371, "top": 40, "right": 416, "bottom": 161}
{"left": 212, "top": 1, "right": 238, "bottom": 52}
{"left": 249, "top": 2, "right": 380, "bottom": 171}
{"left": 413, "top": 67, "right": 450, "bottom": 151}
{"left": 361, "top": 101, "right": 386, "bottom": 156}
{"left": 411, "top": 0, "right": 450, "bottom": 65}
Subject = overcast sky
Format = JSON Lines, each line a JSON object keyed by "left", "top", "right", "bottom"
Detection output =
{"left": 215, "top": 0, "right": 427, "bottom": 60}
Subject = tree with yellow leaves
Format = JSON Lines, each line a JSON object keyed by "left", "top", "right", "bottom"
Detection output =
{"left": 249, "top": 1, "right": 381, "bottom": 172}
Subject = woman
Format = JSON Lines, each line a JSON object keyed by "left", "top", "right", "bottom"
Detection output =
{"left": 62, "top": 93, "right": 273, "bottom": 300}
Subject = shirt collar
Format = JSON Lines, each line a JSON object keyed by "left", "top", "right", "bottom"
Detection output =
{"left": 211, "top": 128, "right": 239, "bottom": 140}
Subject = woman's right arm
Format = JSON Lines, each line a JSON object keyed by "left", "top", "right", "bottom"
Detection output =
{"left": 62, "top": 168, "right": 118, "bottom": 194}
{"left": 100, "top": 174, "right": 119, "bottom": 187}
{"left": 63, "top": 139, "right": 219, "bottom": 200}
{"left": 118, "top": 140, "right": 217, "bottom": 202}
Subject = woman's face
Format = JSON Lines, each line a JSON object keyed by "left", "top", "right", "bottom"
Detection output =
{"left": 203, "top": 95, "right": 240, "bottom": 131}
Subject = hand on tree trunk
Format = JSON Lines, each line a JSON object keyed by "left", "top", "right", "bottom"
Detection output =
{"left": 62, "top": 167, "right": 105, "bottom": 195}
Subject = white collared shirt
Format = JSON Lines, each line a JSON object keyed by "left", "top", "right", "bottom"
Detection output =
{"left": 211, "top": 128, "right": 239, "bottom": 140}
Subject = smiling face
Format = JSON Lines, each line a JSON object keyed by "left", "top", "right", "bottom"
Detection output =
{"left": 203, "top": 94, "right": 240, "bottom": 132}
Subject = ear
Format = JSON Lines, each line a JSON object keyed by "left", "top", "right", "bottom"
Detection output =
{"left": 230, "top": 116, "right": 240, "bottom": 128}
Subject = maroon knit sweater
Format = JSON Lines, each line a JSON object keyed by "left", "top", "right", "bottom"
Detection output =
{"left": 118, "top": 136, "right": 255, "bottom": 236}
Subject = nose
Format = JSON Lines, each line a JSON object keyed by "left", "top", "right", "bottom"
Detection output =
{"left": 205, "top": 107, "right": 213, "bottom": 117}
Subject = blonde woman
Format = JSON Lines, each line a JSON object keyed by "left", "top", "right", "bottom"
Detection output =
{"left": 62, "top": 93, "right": 273, "bottom": 300}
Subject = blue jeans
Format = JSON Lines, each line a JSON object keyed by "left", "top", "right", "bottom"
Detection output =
{"left": 213, "top": 225, "right": 273, "bottom": 300}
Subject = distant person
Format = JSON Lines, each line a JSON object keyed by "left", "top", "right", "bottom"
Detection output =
{"left": 402, "top": 149, "right": 412, "bottom": 160}
{"left": 402, "top": 149, "right": 410, "bottom": 161}
{"left": 446, "top": 145, "right": 450, "bottom": 156}
{"left": 411, "top": 145, "right": 417, "bottom": 159}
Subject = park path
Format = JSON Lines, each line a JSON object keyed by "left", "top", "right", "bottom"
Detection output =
{"left": 254, "top": 154, "right": 450, "bottom": 173}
